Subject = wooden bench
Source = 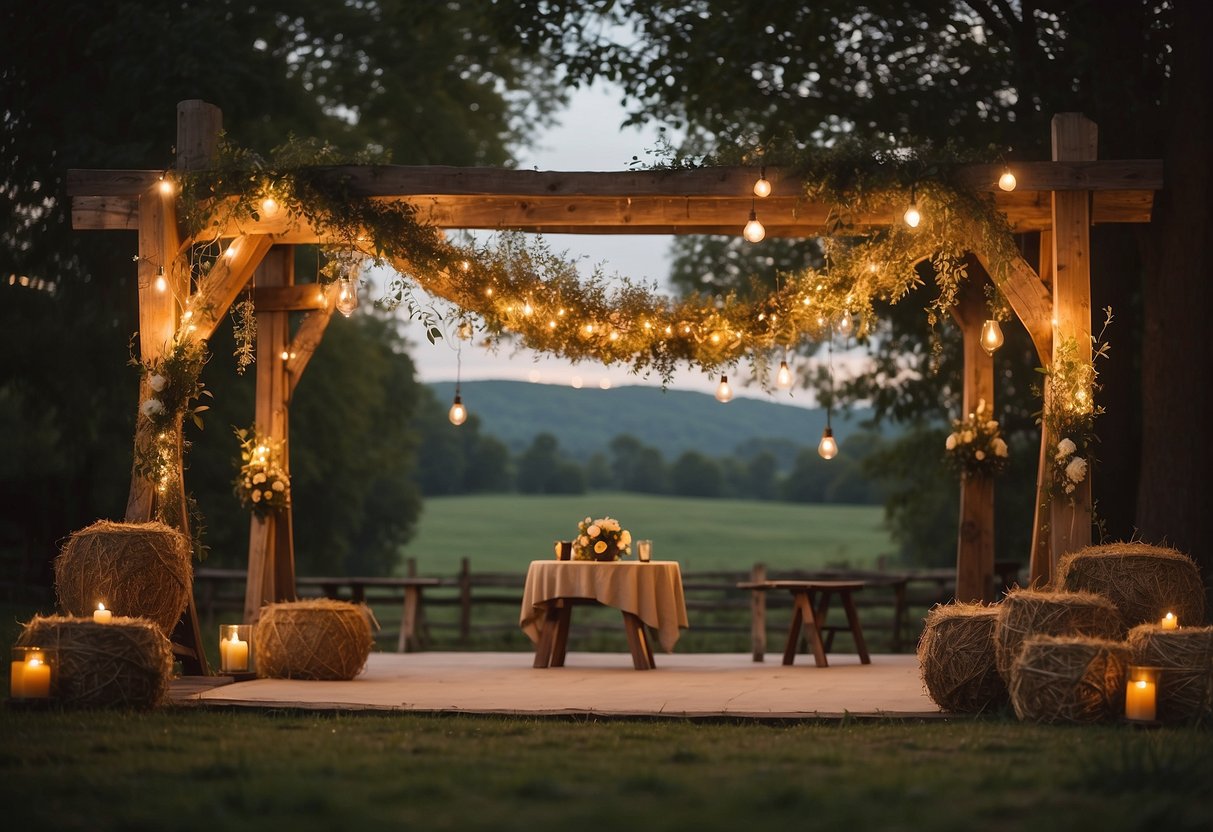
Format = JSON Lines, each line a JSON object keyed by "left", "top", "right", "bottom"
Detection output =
{"left": 736, "top": 580, "right": 871, "bottom": 667}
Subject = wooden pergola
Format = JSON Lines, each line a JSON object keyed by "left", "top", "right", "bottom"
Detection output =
{"left": 68, "top": 101, "right": 1162, "bottom": 673}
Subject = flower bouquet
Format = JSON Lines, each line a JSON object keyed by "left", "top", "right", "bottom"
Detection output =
{"left": 572, "top": 516, "right": 632, "bottom": 562}
{"left": 234, "top": 427, "right": 291, "bottom": 514}
{"left": 944, "top": 399, "right": 1009, "bottom": 477}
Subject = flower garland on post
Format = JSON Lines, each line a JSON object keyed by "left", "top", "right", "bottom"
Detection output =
{"left": 944, "top": 398, "right": 1009, "bottom": 478}
{"left": 233, "top": 427, "right": 291, "bottom": 514}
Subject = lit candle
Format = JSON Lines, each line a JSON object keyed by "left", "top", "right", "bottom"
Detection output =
{"left": 1125, "top": 678, "right": 1156, "bottom": 722}
{"left": 1160, "top": 612, "right": 1178, "bottom": 630}
{"left": 11, "top": 651, "right": 51, "bottom": 699}
{"left": 220, "top": 630, "right": 249, "bottom": 673}
{"left": 93, "top": 602, "right": 112, "bottom": 624}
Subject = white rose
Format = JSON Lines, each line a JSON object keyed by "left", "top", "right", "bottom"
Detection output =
{"left": 1066, "top": 456, "right": 1087, "bottom": 484}
{"left": 620, "top": 530, "right": 631, "bottom": 545}
{"left": 975, "top": 450, "right": 986, "bottom": 461}
{"left": 1065, "top": 483, "right": 1076, "bottom": 494}
{"left": 584, "top": 517, "right": 592, "bottom": 525}
{"left": 986, "top": 421, "right": 998, "bottom": 432}
{"left": 149, "top": 374, "right": 168, "bottom": 392}
{"left": 1056, "top": 438, "right": 1077, "bottom": 460}
{"left": 579, "top": 535, "right": 589, "bottom": 546}
{"left": 140, "top": 398, "right": 165, "bottom": 418}
{"left": 588, "top": 525, "right": 600, "bottom": 538}
{"left": 253, "top": 473, "right": 266, "bottom": 485}
{"left": 961, "top": 431, "right": 974, "bottom": 444}
{"left": 945, "top": 433, "right": 958, "bottom": 451}
{"left": 251, "top": 490, "right": 262, "bottom": 502}
{"left": 976, "top": 398, "right": 986, "bottom": 414}
{"left": 263, "top": 490, "right": 275, "bottom": 501}
{"left": 272, "top": 480, "right": 285, "bottom": 492}
{"left": 600, "top": 518, "right": 620, "bottom": 531}
{"left": 992, "top": 438, "right": 1008, "bottom": 457}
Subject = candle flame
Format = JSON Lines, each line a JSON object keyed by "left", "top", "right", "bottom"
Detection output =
{"left": 27, "top": 657, "right": 43, "bottom": 669}
{"left": 1135, "top": 680, "right": 1148, "bottom": 690}
{"left": 97, "top": 602, "right": 106, "bottom": 612}
{"left": 228, "top": 631, "right": 240, "bottom": 643}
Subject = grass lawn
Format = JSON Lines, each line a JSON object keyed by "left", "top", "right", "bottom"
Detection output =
{"left": 2, "top": 708, "right": 1210, "bottom": 831}
{"left": 403, "top": 492, "right": 895, "bottom": 574}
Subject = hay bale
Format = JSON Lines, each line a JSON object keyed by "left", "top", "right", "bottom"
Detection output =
{"left": 994, "top": 589, "right": 1122, "bottom": 681}
{"left": 254, "top": 599, "right": 373, "bottom": 681}
{"left": 1058, "top": 542, "right": 1205, "bottom": 628}
{"left": 16, "top": 615, "right": 172, "bottom": 709}
{"left": 1127, "top": 624, "right": 1213, "bottom": 722}
{"left": 918, "top": 602, "right": 1007, "bottom": 713}
{"left": 1009, "top": 635, "right": 1131, "bottom": 724}
{"left": 55, "top": 520, "right": 192, "bottom": 636}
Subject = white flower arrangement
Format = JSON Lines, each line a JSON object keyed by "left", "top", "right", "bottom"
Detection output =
{"left": 572, "top": 515, "right": 632, "bottom": 562}
{"left": 944, "top": 398, "right": 1009, "bottom": 477}
{"left": 1054, "top": 438, "right": 1088, "bottom": 495}
{"left": 234, "top": 427, "right": 290, "bottom": 514}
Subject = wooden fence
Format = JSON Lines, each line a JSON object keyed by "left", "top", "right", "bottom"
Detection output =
{"left": 195, "top": 559, "right": 1022, "bottom": 655}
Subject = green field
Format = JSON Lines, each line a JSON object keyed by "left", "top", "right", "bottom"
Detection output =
{"left": 401, "top": 492, "right": 895, "bottom": 575}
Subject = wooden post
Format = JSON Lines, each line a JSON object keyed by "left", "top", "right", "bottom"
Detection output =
{"left": 243, "top": 247, "right": 299, "bottom": 623}
{"left": 750, "top": 562, "right": 767, "bottom": 661}
{"left": 950, "top": 270, "right": 997, "bottom": 603}
{"left": 1028, "top": 232, "right": 1056, "bottom": 586}
{"left": 458, "top": 557, "right": 472, "bottom": 642}
{"left": 1048, "top": 114, "right": 1097, "bottom": 573}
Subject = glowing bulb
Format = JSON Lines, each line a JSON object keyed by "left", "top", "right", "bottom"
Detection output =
{"left": 998, "top": 170, "right": 1017, "bottom": 192}
{"left": 710, "top": 333, "right": 721, "bottom": 344}
{"left": 753, "top": 176, "right": 772, "bottom": 198}
{"left": 460, "top": 260, "right": 471, "bottom": 271}
{"left": 158, "top": 176, "right": 173, "bottom": 195}
{"left": 818, "top": 427, "right": 838, "bottom": 460}
{"left": 609, "top": 331, "right": 619, "bottom": 342}
{"left": 153, "top": 266, "right": 167, "bottom": 293}
{"left": 743, "top": 210, "right": 766, "bottom": 243}
{"left": 485, "top": 287, "right": 493, "bottom": 297}
{"left": 776, "top": 360, "right": 793, "bottom": 390}
{"left": 838, "top": 314, "right": 852, "bottom": 335}
{"left": 335, "top": 277, "right": 358, "bottom": 317}
{"left": 584, "top": 324, "right": 594, "bottom": 335}
{"left": 261, "top": 197, "right": 279, "bottom": 216}
{"left": 665, "top": 325, "right": 673, "bottom": 336}
{"left": 715, "top": 375, "right": 733, "bottom": 403}
{"left": 225, "top": 243, "right": 238, "bottom": 259}
{"left": 980, "top": 319, "right": 1005, "bottom": 355}
{"left": 448, "top": 395, "right": 467, "bottom": 426}
{"left": 903, "top": 202, "right": 921, "bottom": 228}
{"left": 548, "top": 320, "right": 557, "bottom": 329}
{"left": 523, "top": 300, "right": 534, "bottom": 316}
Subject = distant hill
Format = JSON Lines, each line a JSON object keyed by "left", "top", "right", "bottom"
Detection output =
{"left": 427, "top": 380, "right": 879, "bottom": 459}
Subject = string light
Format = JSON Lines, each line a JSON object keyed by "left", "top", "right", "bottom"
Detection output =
{"left": 261, "top": 196, "right": 279, "bottom": 216}
{"left": 153, "top": 266, "right": 167, "bottom": 293}
{"left": 903, "top": 185, "right": 921, "bottom": 228}
{"left": 998, "top": 168, "right": 1017, "bottom": 192}
{"left": 819, "top": 339, "right": 839, "bottom": 459}
{"left": 449, "top": 341, "right": 468, "bottom": 426}
{"left": 715, "top": 375, "right": 733, "bottom": 403}
{"left": 336, "top": 277, "right": 358, "bottom": 317}
{"left": 743, "top": 201, "right": 766, "bottom": 243}
{"left": 837, "top": 313, "right": 852, "bottom": 335}
{"left": 775, "top": 359, "right": 793, "bottom": 390}
{"left": 980, "top": 319, "right": 1005, "bottom": 355}
{"left": 158, "top": 174, "right": 173, "bottom": 195}
{"left": 753, "top": 166, "right": 772, "bottom": 198}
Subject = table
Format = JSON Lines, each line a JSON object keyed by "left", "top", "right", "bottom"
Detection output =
{"left": 520, "top": 560, "right": 689, "bottom": 670}
{"left": 736, "top": 580, "right": 871, "bottom": 668}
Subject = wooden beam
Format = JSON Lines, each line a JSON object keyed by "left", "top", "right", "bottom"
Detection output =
{"left": 186, "top": 234, "right": 274, "bottom": 343}
{"left": 176, "top": 101, "right": 223, "bottom": 172}
{"left": 1047, "top": 112, "right": 1097, "bottom": 578}
{"left": 286, "top": 282, "right": 341, "bottom": 400}
{"left": 252, "top": 284, "right": 328, "bottom": 312}
{"left": 1028, "top": 231, "right": 1055, "bottom": 586}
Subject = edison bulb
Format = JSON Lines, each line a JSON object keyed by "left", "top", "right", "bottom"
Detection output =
{"left": 998, "top": 170, "right": 1017, "bottom": 192}
{"left": 838, "top": 314, "right": 852, "bottom": 335}
{"left": 818, "top": 427, "right": 838, "bottom": 460}
{"left": 448, "top": 395, "right": 467, "bottom": 426}
{"left": 980, "top": 319, "right": 1005, "bottom": 355}
{"left": 775, "top": 360, "right": 793, "bottom": 390}
{"left": 261, "top": 197, "right": 279, "bottom": 216}
{"left": 158, "top": 176, "right": 173, "bottom": 195}
{"left": 715, "top": 375, "right": 733, "bottom": 403}
{"left": 903, "top": 203, "right": 921, "bottom": 228}
{"left": 753, "top": 177, "right": 772, "bottom": 198}
{"left": 743, "top": 211, "right": 766, "bottom": 243}
{"left": 153, "top": 266, "right": 167, "bottom": 293}
{"left": 335, "top": 277, "right": 359, "bottom": 317}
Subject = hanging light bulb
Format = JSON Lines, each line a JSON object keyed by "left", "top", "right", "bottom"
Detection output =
{"left": 837, "top": 313, "right": 852, "bottom": 335}
{"left": 998, "top": 168, "right": 1017, "bottom": 192}
{"left": 753, "top": 166, "right": 772, "bottom": 198}
{"left": 715, "top": 375, "right": 733, "bottom": 403}
{"left": 818, "top": 426, "right": 839, "bottom": 460}
{"left": 335, "top": 277, "right": 358, "bottom": 317}
{"left": 448, "top": 394, "right": 467, "bottom": 426}
{"left": 153, "top": 266, "right": 167, "bottom": 293}
{"left": 743, "top": 206, "right": 766, "bottom": 243}
{"left": 260, "top": 196, "right": 279, "bottom": 216}
{"left": 775, "top": 360, "right": 793, "bottom": 390}
{"left": 980, "top": 319, "right": 1005, "bottom": 355}
{"left": 903, "top": 185, "right": 921, "bottom": 228}
{"left": 158, "top": 174, "right": 174, "bottom": 195}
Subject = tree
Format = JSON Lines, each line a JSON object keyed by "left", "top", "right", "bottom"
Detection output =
{"left": 516, "top": 433, "right": 586, "bottom": 495}
{"left": 670, "top": 451, "right": 723, "bottom": 498}
{"left": 608, "top": 434, "right": 668, "bottom": 493}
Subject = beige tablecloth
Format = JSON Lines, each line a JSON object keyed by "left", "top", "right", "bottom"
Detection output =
{"left": 519, "top": 560, "right": 689, "bottom": 653}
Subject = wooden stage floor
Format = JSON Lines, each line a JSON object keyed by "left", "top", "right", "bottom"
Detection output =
{"left": 171, "top": 652, "right": 945, "bottom": 720}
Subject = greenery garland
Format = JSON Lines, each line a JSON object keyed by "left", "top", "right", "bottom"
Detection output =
{"left": 173, "top": 137, "right": 1023, "bottom": 384}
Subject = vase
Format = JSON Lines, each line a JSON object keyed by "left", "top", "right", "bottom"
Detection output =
{"left": 590, "top": 542, "right": 620, "bottom": 562}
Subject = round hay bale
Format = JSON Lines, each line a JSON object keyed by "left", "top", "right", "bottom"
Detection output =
{"left": 994, "top": 589, "right": 1122, "bottom": 681}
{"left": 16, "top": 615, "right": 172, "bottom": 709}
{"left": 1058, "top": 542, "right": 1205, "bottom": 628}
{"left": 254, "top": 599, "right": 374, "bottom": 681}
{"left": 1127, "top": 624, "right": 1213, "bottom": 722}
{"left": 1009, "top": 635, "right": 1131, "bottom": 724}
{"left": 55, "top": 520, "right": 192, "bottom": 636}
{"left": 918, "top": 602, "right": 1007, "bottom": 713}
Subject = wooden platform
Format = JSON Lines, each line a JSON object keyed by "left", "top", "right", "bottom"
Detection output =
{"left": 170, "top": 651, "right": 945, "bottom": 720}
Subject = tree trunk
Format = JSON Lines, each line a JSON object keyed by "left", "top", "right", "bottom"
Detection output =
{"left": 1137, "top": 0, "right": 1213, "bottom": 603}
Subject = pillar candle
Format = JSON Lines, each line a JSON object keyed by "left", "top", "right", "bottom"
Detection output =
{"left": 11, "top": 653, "right": 51, "bottom": 699}
{"left": 220, "top": 631, "right": 249, "bottom": 672}
{"left": 1160, "top": 612, "right": 1178, "bottom": 630}
{"left": 1125, "top": 679, "right": 1156, "bottom": 721}
{"left": 94, "top": 603, "right": 112, "bottom": 624}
